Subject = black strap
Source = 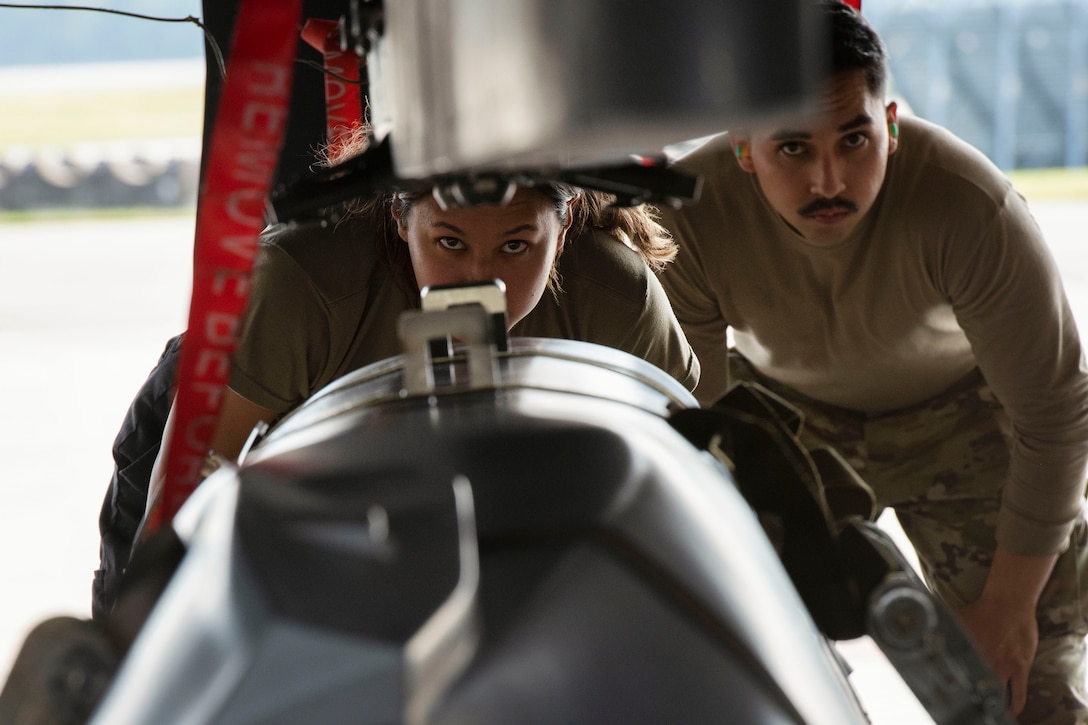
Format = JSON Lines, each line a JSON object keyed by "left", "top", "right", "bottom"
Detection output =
{"left": 670, "top": 382, "right": 883, "bottom": 640}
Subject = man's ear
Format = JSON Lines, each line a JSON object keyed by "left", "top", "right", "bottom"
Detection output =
{"left": 886, "top": 101, "right": 900, "bottom": 155}
{"left": 732, "top": 137, "right": 755, "bottom": 173}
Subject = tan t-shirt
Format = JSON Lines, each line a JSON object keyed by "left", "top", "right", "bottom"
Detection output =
{"left": 659, "top": 114, "right": 1088, "bottom": 555}
{"left": 230, "top": 214, "right": 698, "bottom": 413}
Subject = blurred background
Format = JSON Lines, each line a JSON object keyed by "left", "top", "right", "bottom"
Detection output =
{"left": 0, "top": 1, "right": 1085, "bottom": 723}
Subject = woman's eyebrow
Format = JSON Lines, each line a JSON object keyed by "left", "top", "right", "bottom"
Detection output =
{"left": 432, "top": 222, "right": 538, "bottom": 235}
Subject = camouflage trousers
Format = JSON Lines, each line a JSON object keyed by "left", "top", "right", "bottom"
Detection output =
{"left": 729, "top": 353, "right": 1088, "bottom": 724}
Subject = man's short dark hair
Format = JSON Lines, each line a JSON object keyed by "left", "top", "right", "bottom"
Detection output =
{"left": 821, "top": 0, "right": 888, "bottom": 95}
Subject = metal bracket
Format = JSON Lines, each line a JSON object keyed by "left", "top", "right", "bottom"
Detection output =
{"left": 398, "top": 305, "right": 498, "bottom": 396}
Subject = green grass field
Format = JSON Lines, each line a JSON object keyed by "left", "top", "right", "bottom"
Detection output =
{"left": 2, "top": 87, "right": 204, "bottom": 146}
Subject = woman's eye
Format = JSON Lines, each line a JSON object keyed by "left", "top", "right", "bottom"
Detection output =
{"left": 501, "top": 240, "right": 529, "bottom": 254}
{"left": 438, "top": 237, "right": 465, "bottom": 251}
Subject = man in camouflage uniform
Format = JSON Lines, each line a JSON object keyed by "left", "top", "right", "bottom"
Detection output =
{"left": 659, "top": 2, "right": 1088, "bottom": 721}
{"left": 728, "top": 354, "right": 1088, "bottom": 724}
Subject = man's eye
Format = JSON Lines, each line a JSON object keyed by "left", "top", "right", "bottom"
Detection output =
{"left": 438, "top": 237, "right": 464, "bottom": 251}
{"left": 779, "top": 142, "right": 806, "bottom": 157}
{"left": 843, "top": 132, "right": 868, "bottom": 148}
{"left": 502, "top": 240, "right": 528, "bottom": 254}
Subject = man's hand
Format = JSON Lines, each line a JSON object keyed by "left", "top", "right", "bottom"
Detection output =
{"left": 957, "top": 546, "right": 1057, "bottom": 715}
{"left": 958, "top": 592, "right": 1038, "bottom": 714}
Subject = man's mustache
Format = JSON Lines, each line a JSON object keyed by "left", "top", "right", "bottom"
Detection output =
{"left": 799, "top": 197, "right": 858, "bottom": 216}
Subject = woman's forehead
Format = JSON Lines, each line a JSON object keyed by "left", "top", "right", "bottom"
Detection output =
{"left": 411, "top": 189, "right": 557, "bottom": 234}
{"left": 414, "top": 187, "right": 552, "bottom": 226}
